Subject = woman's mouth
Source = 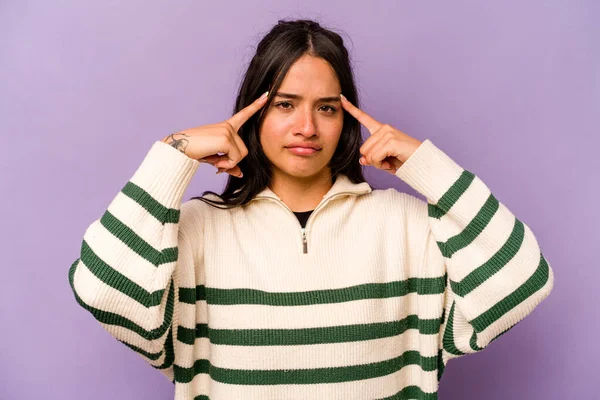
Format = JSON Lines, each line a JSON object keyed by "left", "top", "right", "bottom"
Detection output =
{"left": 286, "top": 147, "right": 320, "bottom": 156}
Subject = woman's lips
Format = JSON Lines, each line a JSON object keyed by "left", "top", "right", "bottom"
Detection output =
{"left": 286, "top": 147, "right": 320, "bottom": 155}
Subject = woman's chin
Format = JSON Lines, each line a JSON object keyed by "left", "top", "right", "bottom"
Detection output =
{"left": 285, "top": 166, "right": 329, "bottom": 180}
{"left": 271, "top": 157, "right": 330, "bottom": 180}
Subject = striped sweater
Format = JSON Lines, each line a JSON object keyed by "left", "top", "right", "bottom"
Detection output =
{"left": 68, "top": 138, "right": 554, "bottom": 399}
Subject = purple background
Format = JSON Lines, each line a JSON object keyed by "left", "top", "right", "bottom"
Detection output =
{"left": 1, "top": 1, "right": 597, "bottom": 399}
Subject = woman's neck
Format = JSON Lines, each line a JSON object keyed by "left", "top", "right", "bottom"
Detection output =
{"left": 269, "top": 170, "right": 333, "bottom": 212}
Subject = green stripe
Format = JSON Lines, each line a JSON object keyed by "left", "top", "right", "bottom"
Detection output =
{"left": 119, "top": 339, "right": 163, "bottom": 361}
{"left": 100, "top": 209, "right": 160, "bottom": 264}
{"left": 180, "top": 317, "right": 443, "bottom": 347}
{"left": 118, "top": 326, "right": 175, "bottom": 370}
{"left": 377, "top": 385, "right": 438, "bottom": 400}
{"left": 471, "top": 252, "right": 550, "bottom": 332}
{"left": 157, "top": 326, "right": 176, "bottom": 370}
{"left": 442, "top": 301, "right": 465, "bottom": 356}
{"left": 428, "top": 170, "right": 476, "bottom": 220}
{"left": 436, "top": 193, "right": 500, "bottom": 259}
{"left": 80, "top": 240, "right": 167, "bottom": 307}
{"left": 99, "top": 209, "right": 178, "bottom": 267}
{"left": 121, "top": 181, "right": 180, "bottom": 224}
{"left": 178, "top": 323, "right": 209, "bottom": 345}
{"left": 197, "top": 276, "right": 446, "bottom": 307}
{"left": 175, "top": 353, "right": 440, "bottom": 387}
{"left": 68, "top": 259, "right": 174, "bottom": 340}
{"left": 179, "top": 285, "right": 206, "bottom": 304}
{"left": 177, "top": 326, "right": 195, "bottom": 345}
{"left": 443, "top": 300, "right": 520, "bottom": 355}
{"left": 427, "top": 204, "right": 445, "bottom": 220}
{"left": 179, "top": 277, "right": 446, "bottom": 307}
{"left": 180, "top": 316, "right": 442, "bottom": 347}
{"left": 469, "top": 328, "right": 483, "bottom": 352}
{"left": 208, "top": 350, "right": 437, "bottom": 385}
{"left": 450, "top": 218, "right": 525, "bottom": 297}
{"left": 209, "top": 315, "right": 442, "bottom": 346}
{"left": 470, "top": 321, "right": 515, "bottom": 352}
{"left": 444, "top": 252, "right": 546, "bottom": 355}
{"left": 174, "top": 359, "right": 210, "bottom": 383}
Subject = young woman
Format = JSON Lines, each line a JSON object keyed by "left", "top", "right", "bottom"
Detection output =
{"left": 68, "top": 19, "right": 554, "bottom": 399}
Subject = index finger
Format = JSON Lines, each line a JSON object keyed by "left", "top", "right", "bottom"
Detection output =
{"left": 227, "top": 91, "right": 270, "bottom": 132}
{"left": 340, "top": 94, "right": 382, "bottom": 135}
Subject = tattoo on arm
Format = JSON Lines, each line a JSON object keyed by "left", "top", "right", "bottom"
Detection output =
{"left": 163, "top": 133, "right": 190, "bottom": 155}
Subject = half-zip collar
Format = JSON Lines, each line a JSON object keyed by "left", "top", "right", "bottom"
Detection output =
{"left": 247, "top": 174, "right": 372, "bottom": 254}
{"left": 249, "top": 174, "right": 372, "bottom": 204}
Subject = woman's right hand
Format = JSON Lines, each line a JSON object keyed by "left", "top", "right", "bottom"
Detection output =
{"left": 161, "top": 91, "right": 269, "bottom": 178}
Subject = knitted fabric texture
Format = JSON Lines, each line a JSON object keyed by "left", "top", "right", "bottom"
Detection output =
{"left": 68, "top": 139, "right": 554, "bottom": 399}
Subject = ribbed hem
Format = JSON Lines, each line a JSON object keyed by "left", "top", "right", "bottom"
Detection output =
{"left": 395, "top": 139, "right": 465, "bottom": 204}
{"left": 129, "top": 140, "right": 200, "bottom": 209}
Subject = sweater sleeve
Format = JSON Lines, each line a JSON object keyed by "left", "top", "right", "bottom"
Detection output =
{"left": 395, "top": 139, "right": 554, "bottom": 365}
{"left": 67, "top": 140, "right": 201, "bottom": 381}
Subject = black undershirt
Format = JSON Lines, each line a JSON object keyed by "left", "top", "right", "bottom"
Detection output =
{"left": 293, "top": 210, "right": 314, "bottom": 228}
{"left": 292, "top": 177, "right": 334, "bottom": 228}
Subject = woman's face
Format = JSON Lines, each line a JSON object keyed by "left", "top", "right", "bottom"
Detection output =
{"left": 259, "top": 54, "right": 344, "bottom": 181}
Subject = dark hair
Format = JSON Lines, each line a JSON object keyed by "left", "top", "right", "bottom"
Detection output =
{"left": 189, "top": 18, "right": 367, "bottom": 209}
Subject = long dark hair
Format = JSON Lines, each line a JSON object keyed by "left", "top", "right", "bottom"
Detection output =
{"left": 189, "top": 18, "right": 367, "bottom": 209}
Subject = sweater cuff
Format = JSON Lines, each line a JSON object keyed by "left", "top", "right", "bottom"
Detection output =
{"left": 394, "top": 139, "right": 465, "bottom": 204}
{"left": 128, "top": 140, "right": 200, "bottom": 209}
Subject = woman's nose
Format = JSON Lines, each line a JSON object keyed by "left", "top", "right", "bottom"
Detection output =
{"left": 294, "top": 108, "right": 317, "bottom": 136}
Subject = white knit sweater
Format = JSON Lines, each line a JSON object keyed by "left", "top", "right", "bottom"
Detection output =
{"left": 68, "top": 138, "right": 554, "bottom": 399}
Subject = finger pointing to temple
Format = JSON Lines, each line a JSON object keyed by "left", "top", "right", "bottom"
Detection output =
{"left": 339, "top": 94, "right": 382, "bottom": 135}
{"left": 227, "top": 91, "right": 270, "bottom": 132}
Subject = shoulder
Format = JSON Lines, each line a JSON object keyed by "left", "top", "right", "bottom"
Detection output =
{"left": 178, "top": 197, "right": 217, "bottom": 236}
{"left": 367, "top": 188, "right": 428, "bottom": 215}
{"left": 365, "top": 188, "right": 431, "bottom": 231}
{"left": 180, "top": 193, "right": 239, "bottom": 226}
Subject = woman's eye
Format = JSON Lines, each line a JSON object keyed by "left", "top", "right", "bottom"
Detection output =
{"left": 274, "top": 102, "right": 336, "bottom": 114}
{"left": 275, "top": 102, "right": 292, "bottom": 109}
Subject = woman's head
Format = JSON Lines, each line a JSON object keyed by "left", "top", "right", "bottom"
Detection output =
{"left": 192, "top": 19, "right": 366, "bottom": 208}
{"left": 260, "top": 54, "right": 344, "bottom": 184}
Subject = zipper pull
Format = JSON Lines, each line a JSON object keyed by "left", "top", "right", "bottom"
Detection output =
{"left": 301, "top": 227, "right": 308, "bottom": 254}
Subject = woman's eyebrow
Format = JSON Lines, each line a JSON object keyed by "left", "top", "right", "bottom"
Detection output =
{"left": 274, "top": 92, "right": 341, "bottom": 102}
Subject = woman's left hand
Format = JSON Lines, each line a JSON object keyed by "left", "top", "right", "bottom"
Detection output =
{"left": 340, "top": 94, "right": 423, "bottom": 175}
